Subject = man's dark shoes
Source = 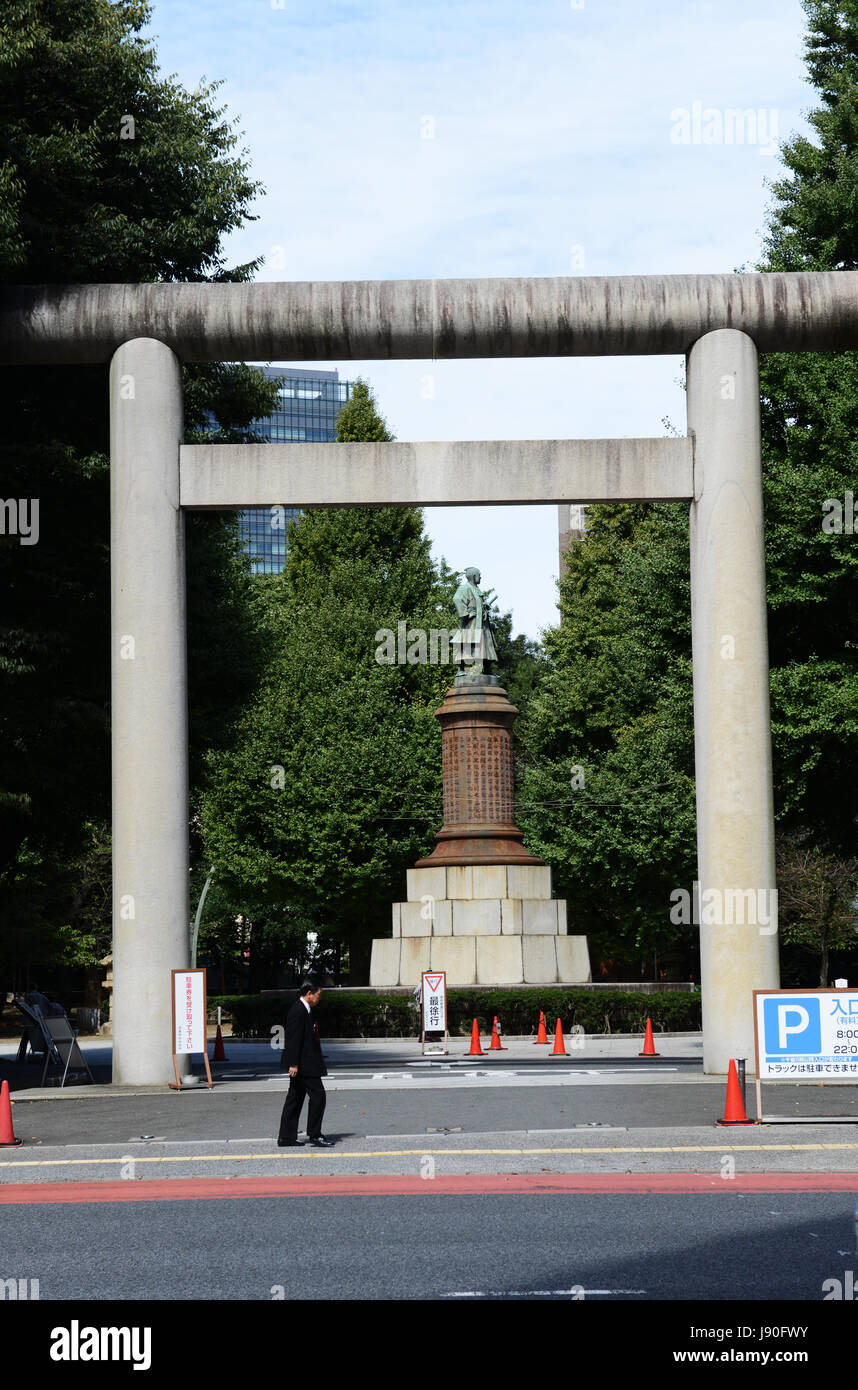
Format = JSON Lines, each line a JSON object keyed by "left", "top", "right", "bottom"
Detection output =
{"left": 277, "top": 1139, "right": 303, "bottom": 1147}
{"left": 308, "top": 1136, "right": 333, "bottom": 1147}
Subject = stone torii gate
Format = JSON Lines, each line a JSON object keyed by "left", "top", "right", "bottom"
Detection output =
{"left": 5, "top": 271, "right": 857, "bottom": 1084}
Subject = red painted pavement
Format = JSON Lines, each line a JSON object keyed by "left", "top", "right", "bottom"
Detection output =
{"left": 0, "top": 1173, "right": 855, "bottom": 1205}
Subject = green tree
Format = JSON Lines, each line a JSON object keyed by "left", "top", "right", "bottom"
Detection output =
{"left": 518, "top": 0, "right": 858, "bottom": 979}
{"left": 776, "top": 830, "right": 858, "bottom": 985}
{"left": 517, "top": 504, "right": 697, "bottom": 971}
{"left": 200, "top": 382, "right": 457, "bottom": 982}
{"left": 0, "top": 0, "right": 278, "bottom": 986}
{"left": 756, "top": 0, "right": 858, "bottom": 855}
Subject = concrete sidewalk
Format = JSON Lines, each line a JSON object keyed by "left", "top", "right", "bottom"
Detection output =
{"left": 4, "top": 1030, "right": 856, "bottom": 1189}
{"left": 3, "top": 1127, "right": 858, "bottom": 1185}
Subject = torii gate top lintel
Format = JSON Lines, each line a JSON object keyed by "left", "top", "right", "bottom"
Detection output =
{"left": 3, "top": 271, "right": 857, "bottom": 364}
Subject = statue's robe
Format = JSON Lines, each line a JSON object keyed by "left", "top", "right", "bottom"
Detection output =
{"left": 452, "top": 580, "right": 498, "bottom": 665}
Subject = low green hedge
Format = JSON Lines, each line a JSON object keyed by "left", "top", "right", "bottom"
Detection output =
{"left": 208, "top": 989, "right": 701, "bottom": 1039}
{"left": 447, "top": 988, "right": 700, "bottom": 1036}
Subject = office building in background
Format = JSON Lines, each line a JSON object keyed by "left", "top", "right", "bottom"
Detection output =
{"left": 238, "top": 366, "right": 354, "bottom": 574}
{"left": 558, "top": 503, "right": 587, "bottom": 576}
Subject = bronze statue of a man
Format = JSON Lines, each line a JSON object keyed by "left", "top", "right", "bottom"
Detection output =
{"left": 452, "top": 567, "right": 498, "bottom": 677}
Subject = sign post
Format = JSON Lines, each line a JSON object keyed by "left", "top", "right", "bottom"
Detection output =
{"left": 753, "top": 986, "right": 858, "bottom": 1121}
{"left": 170, "top": 968, "right": 213, "bottom": 1089}
{"left": 421, "top": 972, "right": 448, "bottom": 1056}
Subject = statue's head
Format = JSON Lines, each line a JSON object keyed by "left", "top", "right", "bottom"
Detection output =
{"left": 464, "top": 567, "right": 481, "bottom": 584}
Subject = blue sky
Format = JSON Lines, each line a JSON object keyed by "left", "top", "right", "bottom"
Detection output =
{"left": 144, "top": 0, "right": 812, "bottom": 638}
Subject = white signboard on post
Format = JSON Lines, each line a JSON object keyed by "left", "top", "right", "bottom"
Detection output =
{"left": 421, "top": 971, "right": 447, "bottom": 1055}
{"left": 754, "top": 988, "right": 858, "bottom": 1081}
{"left": 170, "top": 968, "right": 213, "bottom": 1089}
{"left": 173, "top": 969, "right": 206, "bottom": 1053}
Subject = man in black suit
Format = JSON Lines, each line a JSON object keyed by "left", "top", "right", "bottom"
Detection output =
{"left": 277, "top": 977, "right": 332, "bottom": 1148}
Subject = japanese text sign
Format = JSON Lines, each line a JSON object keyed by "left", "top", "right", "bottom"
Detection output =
{"left": 754, "top": 988, "right": 858, "bottom": 1081}
{"left": 173, "top": 969, "right": 206, "bottom": 1055}
{"left": 422, "top": 972, "right": 447, "bottom": 1034}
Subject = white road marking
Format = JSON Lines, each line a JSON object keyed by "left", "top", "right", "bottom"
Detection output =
{"left": 526, "top": 1127, "right": 628, "bottom": 1134}
{"left": 444, "top": 1288, "right": 647, "bottom": 1298}
{"left": 364, "top": 1134, "right": 434, "bottom": 1140}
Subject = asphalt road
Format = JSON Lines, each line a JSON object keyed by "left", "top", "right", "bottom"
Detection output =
{"left": 3, "top": 1035, "right": 856, "bottom": 1314}
{"left": 2, "top": 1040, "right": 709, "bottom": 1091}
{"left": 1, "top": 1192, "right": 855, "bottom": 1301}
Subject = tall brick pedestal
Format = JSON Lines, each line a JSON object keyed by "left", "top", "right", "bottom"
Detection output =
{"left": 370, "top": 679, "right": 590, "bottom": 987}
{"left": 415, "top": 679, "right": 543, "bottom": 867}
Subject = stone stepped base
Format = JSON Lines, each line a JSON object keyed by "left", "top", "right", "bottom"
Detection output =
{"left": 369, "top": 933, "right": 591, "bottom": 987}
{"left": 395, "top": 896, "right": 568, "bottom": 936}
{"left": 405, "top": 864, "right": 555, "bottom": 902}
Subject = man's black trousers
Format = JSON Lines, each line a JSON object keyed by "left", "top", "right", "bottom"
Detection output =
{"left": 278, "top": 1075, "right": 326, "bottom": 1143}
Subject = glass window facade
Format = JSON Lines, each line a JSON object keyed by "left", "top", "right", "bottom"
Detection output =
{"left": 237, "top": 367, "right": 354, "bottom": 574}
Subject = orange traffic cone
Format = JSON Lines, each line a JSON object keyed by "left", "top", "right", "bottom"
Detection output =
{"left": 715, "top": 1059, "right": 755, "bottom": 1126}
{"left": 551, "top": 1018, "right": 567, "bottom": 1056}
{"left": 637, "top": 1018, "right": 661, "bottom": 1057}
{"left": 213, "top": 1024, "right": 227, "bottom": 1061}
{"left": 467, "top": 1019, "right": 483, "bottom": 1056}
{"left": 0, "top": 1081, "right": 22, "bottom": 1147}
{"left": 534, "top": 1011, "right": 548, "bottom": 1045}
{"left": 489, "top": 1017, "right": 507, "bottom": 1051}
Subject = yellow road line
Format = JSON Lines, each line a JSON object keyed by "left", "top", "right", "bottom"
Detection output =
{"left": 1, "top": 1141, "right": 858, "bottom": 1168}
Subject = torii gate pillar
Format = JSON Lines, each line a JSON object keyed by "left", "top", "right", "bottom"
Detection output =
{"left": 110, "top": 339, "right": 190, "bottom": 1086}
{"left": 687, "top": 330, "right": 780, "bottom": 1074}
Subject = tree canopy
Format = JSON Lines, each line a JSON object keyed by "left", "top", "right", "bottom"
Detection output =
{"left": 518, "top": 0, "right": 858, "bottom": 981}
{"left": 200, "top": 382, "right": 459, "bottom": 980}
{"left": 0, "top": 0, "right": 278, "bottom": 986}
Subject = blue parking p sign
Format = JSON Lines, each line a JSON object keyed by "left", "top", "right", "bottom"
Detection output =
{"left": 762, "top": 996, "right": 821, "bottom": 1056}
